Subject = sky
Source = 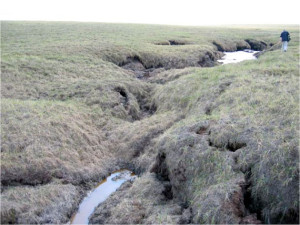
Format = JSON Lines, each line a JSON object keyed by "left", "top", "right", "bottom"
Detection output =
{"left": 1, "top": 0, "right": 299, "bottom": 26}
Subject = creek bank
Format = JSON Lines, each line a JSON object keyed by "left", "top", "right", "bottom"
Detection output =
{"left": 118, "top": 50, "right": 222, "bottom": 80}
{"left": 121, "top": 49, "right": 260, "bottom": 83}
{"left": 70, "top": 170, "right": 136, "bottom": 224}
{"left": 118, "top": 40, "right": 267, "bottom": 81}
{"left": 213, "top": 39, "right": 268, "bottom": 52}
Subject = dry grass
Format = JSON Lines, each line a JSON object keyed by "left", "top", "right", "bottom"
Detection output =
{"left": 1, "top": 183, "right": 80, "bottom": 223}
{"left": 1, "top": 99, "right": 114, "bottom": 185}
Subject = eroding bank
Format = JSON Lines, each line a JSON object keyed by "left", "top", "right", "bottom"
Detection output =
{"left": 117, "top": 48, "right": 261, "bottom": 81}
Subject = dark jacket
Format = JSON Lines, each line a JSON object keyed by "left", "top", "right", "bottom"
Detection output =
{"left": 280, "top": 31, "right": 290, "bottom": 42}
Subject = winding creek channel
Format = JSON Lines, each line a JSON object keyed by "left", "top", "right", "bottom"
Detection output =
{"left": 69, "top": 49, "right": 259, "bottom": 224}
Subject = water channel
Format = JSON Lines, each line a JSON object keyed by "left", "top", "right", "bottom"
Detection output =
{"left": 217, "top": 49, "right": 259, "bottom": 64}
{"left": 70, "top": 170, "right": 136, "bottom": 224}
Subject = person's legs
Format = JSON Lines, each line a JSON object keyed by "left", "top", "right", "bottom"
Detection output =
{"left": 283, "top": 41, "right": 288, "bottom": 52}
{"left": 285, "top": 41, "right": 288, "bottom": 51}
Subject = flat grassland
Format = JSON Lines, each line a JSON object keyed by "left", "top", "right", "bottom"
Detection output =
{"left": 1, "top": 22, "right": 299, "bottom": 224}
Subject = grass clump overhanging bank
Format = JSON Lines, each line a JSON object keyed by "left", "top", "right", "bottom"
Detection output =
{"left": 1, "top": 22, "right": 299, "bottom": 224}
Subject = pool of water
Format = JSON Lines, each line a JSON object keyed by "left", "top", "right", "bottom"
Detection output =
{"left": 217, "top": 49, "right": 259, "bottom": 64}
{"left": 70, "top": 170, "right": 136, "bottom": 224}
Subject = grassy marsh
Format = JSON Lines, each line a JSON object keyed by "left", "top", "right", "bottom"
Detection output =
{"left": 1, "top": 21, "right": 299, "bottom": 224}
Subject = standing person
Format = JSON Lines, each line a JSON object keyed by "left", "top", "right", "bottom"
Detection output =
{"left": 280, "top": 30, "right": 291, "bottom": 52}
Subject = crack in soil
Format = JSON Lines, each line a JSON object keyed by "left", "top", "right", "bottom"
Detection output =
{"left": 204, "top": 126, "right": 262, "bottom": 223}
{"left": 136, "top": 87, "right": 157, "bottom": 119}
{"left": 151, "top": 152, "right": 174, "bottom": 200}
{"left": 240, "top": 168, "right": 263, "bottom": 224}
{"left": 196, "top": 126, "right": 209, "bottom": 135}
{"left": 114, "top": 87, "right": 129, "bottom": 109}
{"left": 208, "top": 136, "right": 247, "bottom": 152}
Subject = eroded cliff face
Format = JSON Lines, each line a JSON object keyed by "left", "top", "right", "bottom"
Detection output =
{"left": 1, "top": 22, "right": 299, "bottom": 224}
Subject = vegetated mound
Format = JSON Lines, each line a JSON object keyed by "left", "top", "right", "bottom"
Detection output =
{"left": 1, "top": 22, "right": 299, "bottom": 224}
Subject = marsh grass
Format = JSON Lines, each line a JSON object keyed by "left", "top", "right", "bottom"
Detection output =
{"left": 1, "top": 183, "right": 80, "bottom": 224}
{"left": 1, "top": 22, "right": 299, "bottom": 223}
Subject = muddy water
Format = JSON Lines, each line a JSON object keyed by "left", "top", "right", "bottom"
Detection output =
{"left": 71, "top": 170, "right": 136, "bottom": 224}
{"left": 218, "top": 49, "right": 259, "bottom": 64}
